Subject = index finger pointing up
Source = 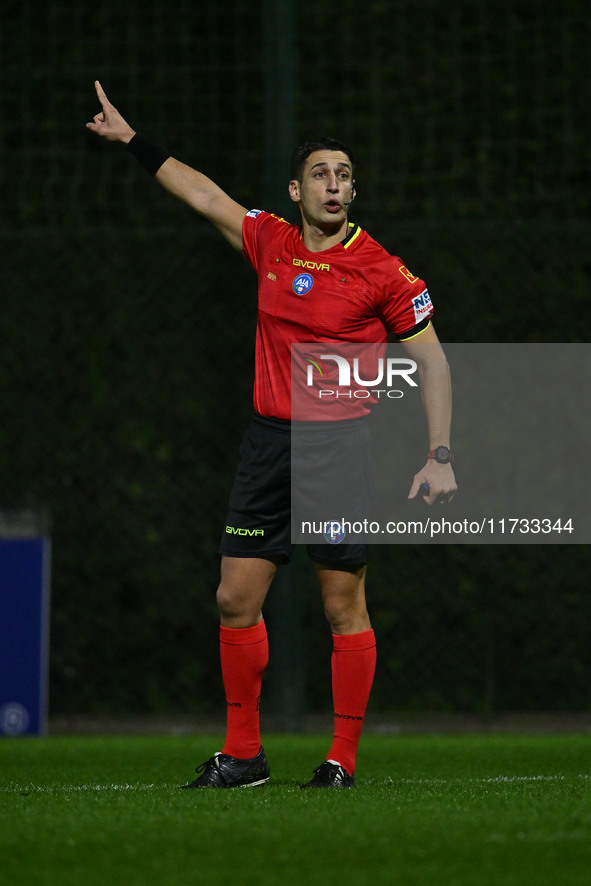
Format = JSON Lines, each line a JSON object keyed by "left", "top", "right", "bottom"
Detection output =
{"left": 94, "top": 80, "right": 108, "bottom": 106}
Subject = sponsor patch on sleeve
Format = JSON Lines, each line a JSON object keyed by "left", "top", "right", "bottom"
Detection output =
{"left": 412, "top": 288, "right": 433, "bottom": 323}
{"left": 246, "top": 209, "right": 263, "bottom": 218}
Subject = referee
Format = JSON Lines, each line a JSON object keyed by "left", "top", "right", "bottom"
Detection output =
{"left": 87, "top": 81, "right": 456, "bottom": 789}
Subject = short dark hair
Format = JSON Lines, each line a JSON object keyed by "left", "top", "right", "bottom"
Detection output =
{"left": 290, "top": 137, "right": 356, "bottom": 182}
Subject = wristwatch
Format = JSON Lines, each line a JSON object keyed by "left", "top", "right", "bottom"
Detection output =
{"left": 427, "top": 446, "right": 454, "bottom": 464}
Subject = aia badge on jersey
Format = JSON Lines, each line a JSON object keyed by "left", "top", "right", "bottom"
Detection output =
{"left": 292, "top": 272, "right": 314, "bottom": 295}
{"left": 412, "top": 288, "right": 432, "bottom": 323}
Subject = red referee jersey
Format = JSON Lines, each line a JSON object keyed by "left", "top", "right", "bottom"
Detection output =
{"left": 242, "top": 210, "right": 433, "bottom": 421}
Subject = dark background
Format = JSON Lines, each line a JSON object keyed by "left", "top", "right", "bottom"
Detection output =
{"left": 1, "top": 0, "right": 589, "bottom": 721}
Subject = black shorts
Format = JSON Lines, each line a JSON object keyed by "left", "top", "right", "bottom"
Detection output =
{"left": 220, "top": 414, "right": 369, "bottom": 566}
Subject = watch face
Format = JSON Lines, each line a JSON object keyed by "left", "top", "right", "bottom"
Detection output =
{"left": 435, "top": 446, "right": 451, "bottom": 463}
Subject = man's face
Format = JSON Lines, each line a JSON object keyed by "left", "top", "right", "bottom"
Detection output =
{"left": 289, "top": 150, "right": 355, "bottom": 225}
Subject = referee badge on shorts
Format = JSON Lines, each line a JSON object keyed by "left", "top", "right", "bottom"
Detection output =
{"left": 324, "top": 521, "right": 346, "bottom": 544}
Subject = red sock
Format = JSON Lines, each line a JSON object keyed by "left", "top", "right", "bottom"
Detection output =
{"left": 220, "top": 620, "right": 269, "bottom": 759}
{"left": 326, "top": 629, "right": 377, "bottom": 776}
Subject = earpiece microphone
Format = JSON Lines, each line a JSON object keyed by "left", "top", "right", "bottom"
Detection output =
{"left": 343, "top": 185, "right": 356, "bottom": 206}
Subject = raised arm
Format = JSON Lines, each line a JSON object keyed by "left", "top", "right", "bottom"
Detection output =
{"left": 86, "top": 81, "right": 247, "bottom": 252}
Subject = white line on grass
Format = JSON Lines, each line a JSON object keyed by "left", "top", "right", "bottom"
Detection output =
{"left": 4, "top": 774, "right": 590, "bottom": 793}
{"left": 386, "top": 774, "right": 591, "bottom": 786}
{"left": 4, "top": 783, "right": 157, "bottom": 794}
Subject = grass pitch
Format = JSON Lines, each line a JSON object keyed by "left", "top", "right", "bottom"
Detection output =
{"left": 2, "top": 733, "right": 591, "bottom": 886}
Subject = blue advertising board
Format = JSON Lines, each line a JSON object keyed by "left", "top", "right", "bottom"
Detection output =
{"left": 0, "top": 537, "right": 51, "bottom": 736}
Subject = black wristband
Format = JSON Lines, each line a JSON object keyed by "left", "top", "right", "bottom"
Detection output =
{"left": 127, "top": 133, "right": 171, "bottom": 176}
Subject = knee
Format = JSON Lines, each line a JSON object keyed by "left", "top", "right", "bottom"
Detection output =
{"left": 215, "top": 581, "right": 239, "bottom": 620}
{"left": 320, "top": 572, "right": 371, "bottom": 635}
{"left": 323, "top": 593, "right": 369, "bottom": 634}
{"left": 215, "top": 557, "right": 278, "bottom": 627}
{"left": 323, "top": 598, "right": 347, "bottom": 633}
{"left": 216, "top": 580, "right": 257, "bottom": 624}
